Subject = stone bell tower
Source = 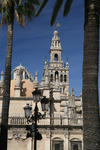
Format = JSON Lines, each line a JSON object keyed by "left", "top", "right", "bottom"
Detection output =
{"left": 41, "top": 27, "right": 69, "bottom": 96}
{"left": 49, "top": 28, "right": 63, "bottom": 68}
{"left": 49, "top": 28, "right": 69, "bottom": 96}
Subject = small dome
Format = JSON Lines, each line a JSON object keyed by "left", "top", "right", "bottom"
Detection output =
{"left": 15, "top": 64, "right": 25, "bottom": 70}
{"left": 13, "top": 64, "right": 26, "bottom": 72}
{"left": 54, "top": 29, "right": 58, "bottom": 35}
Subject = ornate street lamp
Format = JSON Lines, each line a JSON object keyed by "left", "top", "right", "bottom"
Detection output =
{"left": 41, "top": 96, "right": 49, "bottom": 112}
{"left": 24, "top": 104, "right": 32, "bottom": 119}
{"left": 24, "top": 88, "right": 49, "bottom": 150}
{"left": 32, "top": 88, "right": 41, "bottom": 102}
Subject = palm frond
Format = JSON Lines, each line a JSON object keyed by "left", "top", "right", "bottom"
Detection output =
{"left": 0, "top": 3, "right": 2, "bottom": 13}
{"left": 63, "top": 0, "right": 73, "bottom": 16}
{"left": 15, "top": 8, "right": 20, "bottom": 22}
{"left": 15, "top": 0, "right": 22, "bottom": 6}
{"left": 0, "top": 12, "right": 8, "bottom": 26}
{"left": 0, "top": 6, "right": 8, "bottom": 26}
{"left": 24, "top": 2, "right": 35, "bottom": 20}
{"left": 32, "top": 0, "right": 40, "bottom": 5}
{"left": 50, "top": 0, "right": 63, "bottom": 26}
{"left": 19, "top": 14, "right": 25, "bottom": 27}
{"left": 35, "top": 0, "right": 48, "bottom": 17}
{"left": 1, "top": 0, "right": 8, "bottom": 6}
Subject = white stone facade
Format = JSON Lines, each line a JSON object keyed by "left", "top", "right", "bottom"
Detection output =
{"left": 0, "top": 28, "right": 83, "bottom": 150}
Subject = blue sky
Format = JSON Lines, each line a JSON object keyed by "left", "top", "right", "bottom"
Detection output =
{"left": 0, "top": 0, "right": 99, "bottom": 98}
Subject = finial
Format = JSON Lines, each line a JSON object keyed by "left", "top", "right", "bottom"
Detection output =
{"left": 33, "top": 72, "right": 39, "bottom": 88}
{"left": 45, "top": 57, "right": 48, "bottom": 64}
{"left": 1, "top": 71, "right": 4, "bottom": 81}
{"left": 1, "top": 71, "right": 4, "bottom": 75}
{"left": 55, "top": 23, "right": 60, "bottom": 30}
{"left": 35, "top": 72, "right": 38, "bottom": 77}
{"left": 66, "top": 57, "right": 69, "bottom": 68}
{"left": 45, "top": 56, "right": 47, "bottom": 60}
{"left": 66, "top": 57, "right": 68, "bottom": 62}
{"left": 71, "top": 88, "right": 75, "bottom": 96}
{"left": 80, "top": 92, "right": 82, "bottom": 97}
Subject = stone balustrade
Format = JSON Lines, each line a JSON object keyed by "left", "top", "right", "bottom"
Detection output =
{"left": 0, "top": 116, "right": 83, "bottom": 126}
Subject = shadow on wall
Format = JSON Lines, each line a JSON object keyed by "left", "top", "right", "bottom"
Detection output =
{"left": 21, "top": 81, "right": 26, "bottom": 96}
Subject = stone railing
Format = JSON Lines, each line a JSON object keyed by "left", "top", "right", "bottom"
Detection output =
{"left": 8, "top": 117, "right": 27, "bottom": 125}
{"left": 0, "top": 116, "right": 83, "bottom": 126}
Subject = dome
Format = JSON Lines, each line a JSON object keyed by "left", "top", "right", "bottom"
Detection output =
{"left": 14, "top": 64, "right": 26, "bottom": 71}
{"left": 52, "top": 29, "right": 60, "bottom": 41}
{"left": 54, "top": 29, "right": 58, "bottom": 35}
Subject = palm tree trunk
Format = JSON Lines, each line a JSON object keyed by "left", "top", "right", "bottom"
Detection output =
{"left": 0, "top": 5, "right": 14, "bottom": 150}
{"left": 83, "top": 0, "right": 100, "bottom": 149}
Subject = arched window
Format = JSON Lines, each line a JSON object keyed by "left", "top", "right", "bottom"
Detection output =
{"left": 50, "top": 74, "right": 53, "bottom": 82}
{"left": 73, "top": 144, "right": 78, "bottom": 150}
{"left": 70, "top": 138, "right": 82, "bottom": 150}
{"left": 20, "top": 71, "right": 23, "bottom": 80}
{"left": 60, "top": 75, "right": 63, "bottom": 82}
{"left": 55, "top": 71, "right": 59, "bottom": 81}
{"left": 55, "top": 41, "right": 57, "bottom": 47}
{"left": 25, "top": 72, "right": 28, "bottom": 79}
{"left": 54, "top": 54, "right": 58, "bottom": 61}
{"left": 52, "top": 138, "right": 64, "bottom": 150}
{"left": 64, "top": 75, "right": 67, "bottom": 82}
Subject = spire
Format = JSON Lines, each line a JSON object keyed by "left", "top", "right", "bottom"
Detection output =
{"left": 15, "top": 70, "right": 21, "bottom": 87}
{"left": 33, "top": 72, "right": 39, "bottom": 88}
{"left": 14, "top": 69, "right": 21, "bottom": 97}
{"left": 44, "top": 59, "right": 49, "bottom": 86}
{"left": 44, "top": 58, "right": 48, "bottom": 70}
{"left": 66, "top": 58, "right": 69, "bottom": 69}
{"left": 40, "top": 75, "right": 45, "bottom": 87}
{"left": 35, "top": 72, "right": 38, "bottom": 81}
{"left": 71, "top": 88, "right": 75, "bottom": 96}
{"left": 1, "top": 71, "right": 4, "bottom": 82}
{"left": 55, "top": 74, "right": 59, "bottom": 89}
{"left": 50, "top": 27, "right": 62, "bottom": 50}
{"left": 68, "top": 88, "right": 75, "bottom": 108}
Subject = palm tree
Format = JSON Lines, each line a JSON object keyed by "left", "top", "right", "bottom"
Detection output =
{"left": 0, "top": 0, "right": 40, "bottom": 149}
{"left": 82, "top": 0, "right": 100, "bottom": 149}
{"left": 45, "top": 0, "right": 100, "bottom": 149}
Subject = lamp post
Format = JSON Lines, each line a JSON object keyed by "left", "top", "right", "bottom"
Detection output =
{"left": 24, "top": 88, "right": 49, "bottom": 150}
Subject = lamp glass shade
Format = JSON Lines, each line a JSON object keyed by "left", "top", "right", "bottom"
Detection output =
{"left": 32, "top": 88, "right": 41, "bottom": 102}
{"left": 24, "top": 104, "right": 32, "bottom": 118}
{"left": 41, "top": 96, "right": 49, "bottom": 111}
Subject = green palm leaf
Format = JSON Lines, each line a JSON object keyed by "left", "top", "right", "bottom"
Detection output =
{"left": 50, "top": 0, "right": 63, "bottom": 26}
{"left": 35, "top": 0, "right": 48, "bottom": 16}
{"left": 32, "top": 0, "right": 40, "bottom": 5}
{"left": 63, "top": 0, "right": 73, "bottom": 16}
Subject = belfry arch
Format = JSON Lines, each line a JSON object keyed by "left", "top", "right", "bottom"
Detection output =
{"left": 52, "top": 137, "right": 64, "bottom": 150}
{"left": 54, "top": 53, "right": 58, "bottom": 61}
{"left": 55, "top": 71, "right": 59, "bottom": 81}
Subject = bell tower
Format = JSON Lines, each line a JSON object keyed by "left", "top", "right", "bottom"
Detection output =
{"left": 49, "top": 28, "right": 63, "bottom": 68}
{"left": 49, "top": 28, "right": 69, "bottom": 96}
{"left": 40, "top": 27, "right": 69, "bottom": 96}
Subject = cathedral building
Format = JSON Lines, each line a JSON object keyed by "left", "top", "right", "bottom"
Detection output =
{"left": 0, "top": 28, "right": 83, "bottom": 150}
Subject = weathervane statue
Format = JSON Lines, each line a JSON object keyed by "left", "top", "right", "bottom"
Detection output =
{"left": 55, "top": 23, "right": 60, "bottom": 30}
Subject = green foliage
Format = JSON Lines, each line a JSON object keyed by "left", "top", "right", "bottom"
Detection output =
{"left": 0, "top": 0, "right": 41, "bottom": 26}
{"left": 35, "top": 0, "right": 48, "bottom": 17}
{"left": 63, "top": 0, "right": 73, "bottom": 16}
{"left": 50, "top": 0, "right": 63, "bottom": 26}
{"left": 50, "top": 0, "right": 74, "bottom": 26}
